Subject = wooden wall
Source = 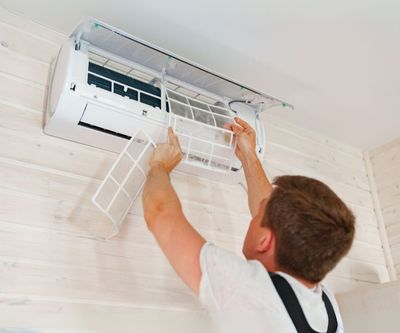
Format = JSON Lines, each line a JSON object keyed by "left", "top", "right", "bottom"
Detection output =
{"left": 370, "top": 138, "right": 400, "bottom": 278}
{"left": 0, "top": 7, "right": 391, "bottom": 331}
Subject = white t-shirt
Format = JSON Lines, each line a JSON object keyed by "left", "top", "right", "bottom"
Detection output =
{"left": 199, "top": 243, "right": 344, "bottom": 333}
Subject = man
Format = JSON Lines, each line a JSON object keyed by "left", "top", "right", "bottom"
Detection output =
{"left": 142, "top": 117, "right": 355, "bottom": 332}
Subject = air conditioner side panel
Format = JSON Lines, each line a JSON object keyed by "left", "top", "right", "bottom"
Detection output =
{"left": 47, "top": 40, "right": 75, "bottom": 118}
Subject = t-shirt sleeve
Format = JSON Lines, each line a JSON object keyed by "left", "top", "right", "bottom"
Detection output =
{"left": 199, "top": 242, "right": 249, "bottom": 310}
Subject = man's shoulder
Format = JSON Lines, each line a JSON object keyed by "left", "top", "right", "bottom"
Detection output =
{"left": 200, "top": 242, "right": 269, "bottom": 279}
{"left": 199, "top": 243, "right": 283, "bottom": 310}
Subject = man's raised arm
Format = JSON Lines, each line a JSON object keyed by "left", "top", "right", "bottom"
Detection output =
{"left": 142, "top": 128, "right": 205, "bottom": 294}
{"left": 226, "top": 117, "right": 273, "bottom": 217}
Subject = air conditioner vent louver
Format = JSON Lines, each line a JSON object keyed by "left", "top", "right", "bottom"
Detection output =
{"left": 78, "top": 121, "right": 132, "bottom": 140}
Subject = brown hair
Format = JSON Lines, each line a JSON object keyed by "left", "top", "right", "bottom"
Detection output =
{"left": 263, "top": 175, "right": 355, "bottom": 283}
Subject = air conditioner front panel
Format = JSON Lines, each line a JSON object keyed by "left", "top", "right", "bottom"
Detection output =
{"left": 80, "top": 102, "right": 168, "bottom": 144}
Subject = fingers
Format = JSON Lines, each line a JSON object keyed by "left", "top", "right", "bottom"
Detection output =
{"left": 223, "top": 123, "right": 233, "bottom": 131}
{"left": 231, "top": 123, "right": 244, "bottom": 135}
{"left": 234, "top": 117, "right": 251, "bottom": 130}
{"left": 168, "top": 127, "right": 181, "bottom": 149}
{"left": 225, "top": 117, "right": 251, "bottom": 134}
{"left": 224, "top": 121, "right": 244, "bottom": 135}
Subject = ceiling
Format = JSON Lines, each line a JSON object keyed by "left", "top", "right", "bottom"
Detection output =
{"left": 1, "top": 0, "right": 399, "bottom": 149}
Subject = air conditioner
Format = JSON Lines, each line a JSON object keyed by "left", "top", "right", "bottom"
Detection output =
{"left": 44, "top": 18, "right": 292, "bottom": 235}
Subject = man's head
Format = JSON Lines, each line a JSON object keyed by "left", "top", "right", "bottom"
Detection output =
{"left": 242, "top": 175, "right": 355, "bottom": 283}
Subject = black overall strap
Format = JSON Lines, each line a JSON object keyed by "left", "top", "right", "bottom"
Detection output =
{"left": 269, "top": 273, "right": 338, "bottom": 333}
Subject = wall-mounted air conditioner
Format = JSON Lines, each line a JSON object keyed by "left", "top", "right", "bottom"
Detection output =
{"left": 45, "top": 18, "right": 292, "bottom": 182}
{"left": 44, "top": 18, "right": 292, "bottom": 236}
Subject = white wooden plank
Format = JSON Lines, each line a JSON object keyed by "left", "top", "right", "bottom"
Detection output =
{"left": 373, "top": 165, "right": 400, "bottom": 189}
{"left": 264, "top": 159, "right": 375, "bottom": 214}
{"left": 0, "top": 20, "right": 60, "bottom": 63}
{"left": 354, "top": 223, "right": 382, "bottom": 246}
{"left": 0, "top": 257, "right": 200, "bottom": 311}
{"left": 0, "top": 72, "right": 45, "bottom": 111}
{"left": 265, "top": 124, "right": 366, "bottom": 171}
{"left": 370, "top": 138, "right": 400, "bottom": 203}
{"left": 0, "top": 158, "right": 98, "bottom": 202}
{"left": 262, "top": 113, "right": 363, "bottom": 158}
{"left": 390, "top": 246, "right": 400, "bottom": 271}
{"left": 347, "top": 240, "right": 386, "bottom": 266}
{"left": 379, "top": 195, "right": 400, "bottom": 211}
{"left": 381, "top": 206, "right": 400, "bottom": 226}
{"left": 0, "top": 101, "right": 115, "bottom": 156}
{"left": 0, "top": 160, "right": 118, "bottom": 238}
{"left": 386, "top": 223, "right": 400, "bottom": 246}
{"left": 323, "top": 275, "right": 377, "bottom": 294}
{"left": 0, "top": 46, "right": 50, "bottom": 86}
{"left": 370, "top": 143, "right": 400, "bottom": 174}
{"left": 0, "top": 186, "right": 236, "bottom": 245}
{"left": 264, "top": 144, "right": 369, "bottom": 192}
{"left": 0, "top": 221, "right": 179, "bottom": 280}
{"left": 0, "top": 295, "right": 208, "bottom": 333}
{"left": 376, "top": 180, "right": 400, "bottom": 203}
{"left": 369, "top": 136, "right": 400, "bottom": 158}
{"left": 0, "top": 7, "right": 66, "bottom": 46}
{"left": 332, "top": 259, "right": 389, "bottom": 283}
{"left": 374, "top": 184, "right": 400, "bottom": 210}
{"left": 371, "top": 155, "right": 400, "bottom": 182}
{"left": 173, "top": 172, "right": 250, "bottom": 215}
{"left": 349, "top": 203, "right": 379, "bottom": 227}
{"left": 364, "top": 150, "right": 397, "bottom": 280}
{"left": 0, "top": 122, "right": 117, "bottom": 181}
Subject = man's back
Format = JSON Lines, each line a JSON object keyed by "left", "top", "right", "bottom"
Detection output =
{"left": 199, "top": 243, "right": 344, "bottom": 333}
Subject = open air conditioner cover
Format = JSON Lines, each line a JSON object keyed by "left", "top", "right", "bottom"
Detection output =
{"left": 73, "top": 19, "right": 290, "bottom": 109}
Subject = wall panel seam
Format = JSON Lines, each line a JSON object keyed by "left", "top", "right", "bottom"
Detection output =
{"left": 363, "top": 150, "right": 397, "bottom": 280}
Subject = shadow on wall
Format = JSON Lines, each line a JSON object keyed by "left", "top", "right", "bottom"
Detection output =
{"left": 336, "top": 279, "right": 400, "bottom": 333}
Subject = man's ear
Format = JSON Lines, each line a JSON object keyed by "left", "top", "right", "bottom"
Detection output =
{"left": 256, "top": 228, "right": 274, "bottom": 253}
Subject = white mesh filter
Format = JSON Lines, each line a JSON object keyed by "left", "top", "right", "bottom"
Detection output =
{"left": 166, "top": 88, "right": 236, "bottom": 173}
{"left": 92, "top": 130, "right": 155, "bottom": 237}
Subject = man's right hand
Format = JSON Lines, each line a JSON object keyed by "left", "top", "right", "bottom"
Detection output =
{"left": 149, "top": 127, "right": 182, "bottom": 174}
{"left": 225, "top": 117, "right": 257, "bottom": 162}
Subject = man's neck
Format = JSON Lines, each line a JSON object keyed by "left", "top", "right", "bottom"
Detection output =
{"left": 269, "top": 266, "right": 317, "bottom": 289}
{"left": 278, "top": 271, "right": 317, "bottom": 289}
{"left": 292, "top": 275, "right": 317, "bottom": 289}
{"left": 258, "top": 258, "right": 317, "bottom": 289}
